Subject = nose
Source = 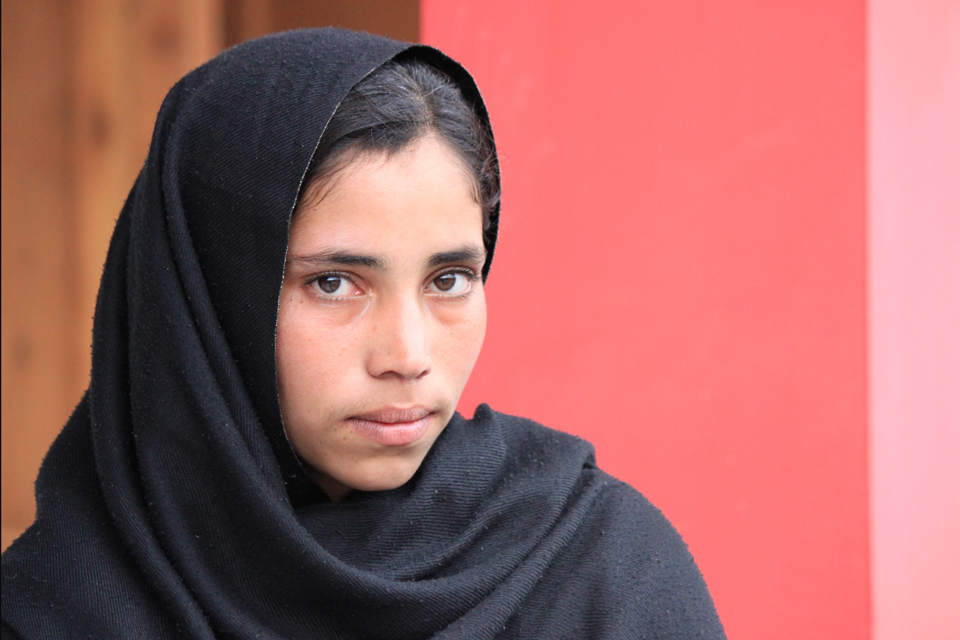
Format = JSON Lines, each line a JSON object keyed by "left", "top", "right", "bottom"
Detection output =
{"left": 366, "top": 294, "right": 432, "bottom": 380}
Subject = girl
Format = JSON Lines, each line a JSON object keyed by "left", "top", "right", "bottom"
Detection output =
{"left": 1, "top": 28, "right": 725, "bottom": 639}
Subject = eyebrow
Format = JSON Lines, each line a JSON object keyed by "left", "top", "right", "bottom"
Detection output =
{"left": 427, "top": 245, "right": 486, "bottom": 268}
{"left": 289, "top": 244, "right": 486, "bottom": 271}
{"left": 289, "top": 249, "right": 385, "bottom": 270}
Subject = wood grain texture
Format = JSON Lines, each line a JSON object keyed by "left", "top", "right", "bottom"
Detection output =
{"left": 1, "top": 0, "right": 77, "bottom": 545}
{"left": 70, "top": 0, "right": 223, "bottom": 397}
{"left": 1, "top": 0, "right": 222, "bottom": 552}
{"left": 224, "top": 0, "right": 418, "bottom": 49}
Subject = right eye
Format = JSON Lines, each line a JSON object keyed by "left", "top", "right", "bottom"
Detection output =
{"left": 310, "top": 274, "right": 359, "bottom": 298}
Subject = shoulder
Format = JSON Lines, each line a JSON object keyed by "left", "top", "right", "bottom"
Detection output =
{"left": 473, "top": 405, "right": 704, "bottom": 577}
{"left": 473, "top": 406, "right": 726, "bottom": 638}
{"left": 472, "top": 404, "right": 597, "bottom": 467}
{"left": 1, "top": 402, "right": 179, "bottom": 638}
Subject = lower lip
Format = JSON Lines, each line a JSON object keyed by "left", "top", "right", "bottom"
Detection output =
{"left": 348, "top": 415, "right": 432, "bottom": 446}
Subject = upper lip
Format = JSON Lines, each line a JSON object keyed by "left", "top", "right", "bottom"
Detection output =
{"left": 351, "top": 406, "right": 433, "bottom": 424}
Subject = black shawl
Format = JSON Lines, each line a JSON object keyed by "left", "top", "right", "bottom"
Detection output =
{"left": 1, "top": 29, "right": 725, "bottom": 639}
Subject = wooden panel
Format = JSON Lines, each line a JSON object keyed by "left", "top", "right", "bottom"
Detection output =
{"left": 1, "top": 0, "right": 222, "bottom": 553}
{"left": 224, "top": 0, "right": 419, "bottom": 49}
{"left": 223, "top": 0, "right": 273, "bottom": 46}
{"left": 71, "top": 0, "right": 223, "bottom": 395}
{"left": 1, "top": 0, "right": 76, "bottom": 552}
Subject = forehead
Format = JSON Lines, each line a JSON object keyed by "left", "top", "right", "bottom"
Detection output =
{"left": 288, "top": 136, "right": 484, "bottom": 260}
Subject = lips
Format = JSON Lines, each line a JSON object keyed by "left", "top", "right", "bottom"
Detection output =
{"left": 348, "top": 406, "right": 434, "bottom": 446}
{"left": 353, "top": 407, "right": 432, "bottom": 424}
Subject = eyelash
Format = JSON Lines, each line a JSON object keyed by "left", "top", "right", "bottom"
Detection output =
{"left": 305, "top": 268, "right": 480, "bottom": 301}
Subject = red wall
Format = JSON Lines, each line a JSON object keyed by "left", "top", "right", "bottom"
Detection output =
{"left": 425, "top": 2, "right": 870, "bottom": 638}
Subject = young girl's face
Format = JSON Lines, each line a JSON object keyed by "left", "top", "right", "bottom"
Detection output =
{"left": 276, "top": 135, "right": 487, "bottom": 501}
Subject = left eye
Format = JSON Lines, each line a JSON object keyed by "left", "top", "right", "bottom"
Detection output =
{"left": 428, "top": 272, "right": 472, "bottom": 295}
{"left": 311, "top": 275, "right": 358, "bottom": 297}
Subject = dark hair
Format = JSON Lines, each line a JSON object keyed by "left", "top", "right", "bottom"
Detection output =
{"left": 298, "top": 58, "right": 500, "bottom": 236}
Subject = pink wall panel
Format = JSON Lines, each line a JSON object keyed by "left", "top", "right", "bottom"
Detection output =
{"left": 424, "top": 1, "right": 870, "bottom": 638}
{"left": 869, "top": 1, "right": 960, "bottom": 639}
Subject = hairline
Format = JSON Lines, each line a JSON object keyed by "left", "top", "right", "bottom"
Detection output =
{"left": 293, "top": 129, "right": 483, "bottom": 219}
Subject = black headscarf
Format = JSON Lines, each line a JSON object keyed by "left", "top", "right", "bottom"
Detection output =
{"left": 1, "top": 29, "right": 725, "bottom": 639}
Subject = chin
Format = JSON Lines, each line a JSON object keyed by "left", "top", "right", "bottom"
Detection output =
{"left": 342, "top": 455, "right": 425, "bottom": 493}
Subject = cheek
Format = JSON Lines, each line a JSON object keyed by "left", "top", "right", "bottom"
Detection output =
{"left": 433, "top": 295, "right": 487, "bottom": 381}
{"left": 275, "top": 291, "right": 360, "bottom": 415}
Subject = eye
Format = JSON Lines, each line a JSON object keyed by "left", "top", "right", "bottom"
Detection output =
{"left": 427, "top": 271, "right": 473, "bottom": 296}
{"left": 310, "top": 274, "right": 359, "bottom": 298}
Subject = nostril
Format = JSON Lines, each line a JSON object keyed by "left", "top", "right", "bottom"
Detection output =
{"left": 367, "top": 338, "right": 432, "bottom": 380}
